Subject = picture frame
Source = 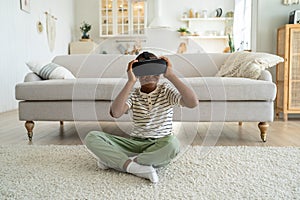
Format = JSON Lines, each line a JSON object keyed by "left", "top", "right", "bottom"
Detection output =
{"left": 20, "top": 0, "right": 30, "bottom": 13}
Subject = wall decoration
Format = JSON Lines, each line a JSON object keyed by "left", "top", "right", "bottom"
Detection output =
{"left": 36, "top": 21, "right": 43, "bottom": 33}
{"left": 20, "top": 0, "right": 30, "bottom": 13}
{"left": 215, "top": 8, "right": 223, "bottom": 17}
{"left": 45, "top": 12, "right": 57, "bottom": 52}
{"left": 283, "top": 0, "right": 299, "bottom": 5}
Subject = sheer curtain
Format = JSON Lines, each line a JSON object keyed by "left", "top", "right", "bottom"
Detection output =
{"left": 233, "top": 0, "right": 251, "bottom": 51}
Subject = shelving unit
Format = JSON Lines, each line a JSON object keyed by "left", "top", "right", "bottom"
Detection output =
{"left": 180, "top": 36, "right": 228, "bottom": 39}
{"left": 276, "top": 24, "right": 300, "bottom": 121}
{"left": 100, "top": 1, "right": 114, "bottom": 36}
{"left": 100, "top": 0, "right": 147, "bottom": 37}
{"left": 180, "top": 17, "right": 233, "bottom": 36}
{"left": 181, "top": 17, "right": 233, "bottom": 27}
{"left": 180, "top": 17, "right": 233, "bottom": 52}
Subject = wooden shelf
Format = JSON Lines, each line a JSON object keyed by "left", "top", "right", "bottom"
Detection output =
{"left": 180, "top": 35, "right": 228, "bottom": 39}
{"left": 180, "top": 17, "right": 233, "bottom": 21}
{"left": 99, "top": 35, "right": 147, "bottom": 39}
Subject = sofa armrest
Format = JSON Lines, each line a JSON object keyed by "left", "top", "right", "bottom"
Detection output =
{"left": 258, "top": 70, "right": 272, "bottom": 82}
{"left": 24, "top": 72, "right": 42, "bottom": 82}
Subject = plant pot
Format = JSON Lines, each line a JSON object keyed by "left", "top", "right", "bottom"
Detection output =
{"left": 180, "top": 32, "right": 187, "bottom": 36}
{"left": 81, "top": 32, "right": 90, "bottom": 39}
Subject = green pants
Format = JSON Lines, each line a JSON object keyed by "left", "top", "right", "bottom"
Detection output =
{"left": 85, "top": 131, "right": 180, "bottom": 171}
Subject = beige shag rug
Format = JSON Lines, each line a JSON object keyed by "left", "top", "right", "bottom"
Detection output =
{"left": 0, "top": 145, "right": 299, "bottom": 199}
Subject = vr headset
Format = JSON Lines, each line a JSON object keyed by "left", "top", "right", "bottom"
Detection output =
{"left": 132, "top": 52, "right": 167, "bottom": 77}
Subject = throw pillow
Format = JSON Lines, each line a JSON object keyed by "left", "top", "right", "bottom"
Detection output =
{"left": 215, "top": 51, "right": 284, "bottom": 79}
{"left": 26, "top": 61, "right": 75, "bottom": 80}
{"left": 237, "top": 62, "right": 262, "bottom": 79}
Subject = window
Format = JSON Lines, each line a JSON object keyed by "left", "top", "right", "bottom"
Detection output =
{"left": 233, "top": 0, "right": 252, "bottom": 51}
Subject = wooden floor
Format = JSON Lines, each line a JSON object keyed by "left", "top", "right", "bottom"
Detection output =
{"left": 1, "top": 110, "right": 300, "bottom": 147}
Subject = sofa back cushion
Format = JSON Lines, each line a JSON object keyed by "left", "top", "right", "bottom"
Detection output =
{"left": 52, "top": 53, "right": 229, "bottom": 78}
{"left": 16, "top": 77, "right": 276, "bottom": 101}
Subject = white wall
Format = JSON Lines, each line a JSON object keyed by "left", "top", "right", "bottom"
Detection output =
{"left": 73, "top": 0, "right": 234, "bottom": 41}
{"left": 74, "top": 0, "right": 99, "bottom": 42}
{"left": 73, "top": 0, "right": 234, "bottom": 54}
{"left": 73, "top": 0, "right": 300, "bottom": 53}
{"left": 255, "top": 0, "right": 300, "bottom": 81}
{"left": 256, "top": 0, "right": 299, "bottom": 53}
{"left": 0, "top": 0, "right": 75, "bottom": 113}
{"left": 73, "top": 1, "right": 300, "bottom": 66}
{"left": 1, "top": 0, "right": 299, "bottom": 113}
{"left": 149, "top": 0, "right": 234, "bottom": 29}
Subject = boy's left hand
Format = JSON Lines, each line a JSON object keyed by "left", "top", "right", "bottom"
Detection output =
{"left": 160, "top": 56, "right": 174, "bottom": 79}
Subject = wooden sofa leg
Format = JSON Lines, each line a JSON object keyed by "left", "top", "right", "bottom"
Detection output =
{"left": 258, "top": 122, "right": 269, "bottom": 142}
{"left": 25, "top": 121, "right": 35, "bottom": 141}
{"left": 238, "top": 122, "right": 243, "bottom": 126}
{"left": 60, "top": 121, "right": 64, "bottom": 126}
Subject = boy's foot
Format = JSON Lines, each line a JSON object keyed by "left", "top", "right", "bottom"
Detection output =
{"left": 126, "top": 161, "right": 159, "bottom": 183}
{"left": 97, "top": 159, "right": 109, "bottom": 170}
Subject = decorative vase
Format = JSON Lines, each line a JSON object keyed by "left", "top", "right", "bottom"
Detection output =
{"left": 81, "top": 32, "right": 89, "bottom": 39}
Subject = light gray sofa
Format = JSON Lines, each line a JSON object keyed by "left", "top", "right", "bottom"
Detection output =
{"left": 15, "top": 53, "right": 276, "bottom": 142}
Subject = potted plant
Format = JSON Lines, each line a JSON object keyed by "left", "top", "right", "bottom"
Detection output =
{"left": 177, "top": 27, "right": 190, "bottom": 36}
{"left": 228, "top": 34, "right": 235, "bottom": 53}
{"left": 80, "top": 21, "right": 92, "bottom": 40}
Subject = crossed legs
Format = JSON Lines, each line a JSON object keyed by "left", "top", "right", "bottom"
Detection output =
{"left": 84, "top": 131, "right": 180, "bottom": 182}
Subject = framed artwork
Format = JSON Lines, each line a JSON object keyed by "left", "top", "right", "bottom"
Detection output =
{"left": 20, "top": 0, "right": 30, "bottom": 13}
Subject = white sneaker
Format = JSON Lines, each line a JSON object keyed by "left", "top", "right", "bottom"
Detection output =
{"left": 97, "top": 159, "right": 109, "bottom": 170}
{"left": 126, "top": 161, "right": 159, "bottom": 183}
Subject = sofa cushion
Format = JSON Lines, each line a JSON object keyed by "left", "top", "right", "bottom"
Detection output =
{"left": 52, "top": 53, "right": 229, "bottom": 78}
{"left": 16, "top": 78, "right": 128, "bottom": 101}
{"left": 215, "top": 51, "right": 284, "bottom": 79}
{"left": 26, "top": 61, "right": 75, "bottom": 80}
{"left": 16, "top": 77, "right": 276, "bottom": 101}
{"left": 185, "top": 77, "right": 276, "bottom": 101}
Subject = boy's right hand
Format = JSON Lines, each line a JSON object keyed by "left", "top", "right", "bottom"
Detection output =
{"left": 127, "top": 59, "right": 138, "bottom": 83}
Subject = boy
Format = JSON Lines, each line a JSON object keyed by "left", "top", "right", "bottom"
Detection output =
{"left": 85, "top": 52, "right": 198, "bottom": 183}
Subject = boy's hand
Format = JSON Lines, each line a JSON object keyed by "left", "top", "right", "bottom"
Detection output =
{"left": 127, "top": 60, "right": 138, "bottom": 83}
{"left": 160, "top": 56, "right": 175, "bottom": 79}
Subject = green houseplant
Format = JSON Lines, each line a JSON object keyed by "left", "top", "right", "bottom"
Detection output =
{"left": 80, "top": 21, "right": 92, "bottom": 39}
{"left": 228, "top": 34, "right": 235, "bottom": 53}
{"left": 177, "top": 27, "right": 190, "bottom": 36}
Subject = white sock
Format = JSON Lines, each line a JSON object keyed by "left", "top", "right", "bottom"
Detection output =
{"left": 97, "top": 159, "right": 109, "bottom": 170}
{"left": 129, "top": 155, "right": 137, "bottom": 161}
{"left": 126, "top": 161, "right": 158, "bottom": 183}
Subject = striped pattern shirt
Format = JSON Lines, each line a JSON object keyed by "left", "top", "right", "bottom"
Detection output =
{"left": 126, "top": 82, "right": 182, "bottom": 138}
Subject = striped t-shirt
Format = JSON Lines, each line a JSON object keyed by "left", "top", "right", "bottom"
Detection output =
{"left": 126, "top": 82, "right": 182, "bottom": 138}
